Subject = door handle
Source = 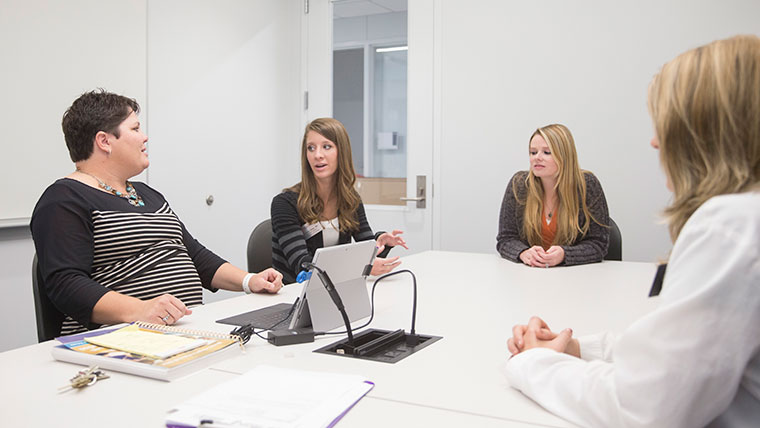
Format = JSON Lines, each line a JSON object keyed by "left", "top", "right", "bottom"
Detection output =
{"left": 400, "top": 176, "right": 426, "bottom": 208}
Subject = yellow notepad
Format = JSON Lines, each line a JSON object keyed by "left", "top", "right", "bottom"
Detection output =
{"left": 84, "top": 324, "right": 209, "bottom": 360}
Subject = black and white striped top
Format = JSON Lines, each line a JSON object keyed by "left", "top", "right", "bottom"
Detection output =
{"left": 31, "top": 179, "right": 226, "bottom": 336}
{"left": 270, "top": 190, "right": 390, "bottom": 283}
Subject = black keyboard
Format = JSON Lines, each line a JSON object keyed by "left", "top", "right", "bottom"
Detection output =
{"left": 250, "top": 308, "right": 294, "bottom": 329}
{"left": 216, "top": 302, "right": 295, "bottom": 329}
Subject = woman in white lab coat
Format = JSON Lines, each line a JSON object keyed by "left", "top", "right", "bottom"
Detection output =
{"left": 505, "top": 34, "right": 760, "bottom": 428}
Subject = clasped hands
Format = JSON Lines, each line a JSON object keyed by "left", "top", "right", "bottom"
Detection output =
{"left": 508, "top": 316, "right": 580, "bottom": 358}
{"left": 372, "top": 230, "right": 409, "bottom": 275}
{"left": 519, "top": 245, "right": 565, "bottom": 268}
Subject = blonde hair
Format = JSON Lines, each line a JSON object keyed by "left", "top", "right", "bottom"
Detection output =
{"left": 287, "top": 118, "right": 362, "bottom": 232}
{"left": 648, "top": 35, "right": 760, "bottom": 241}
{"left": 515, "top": 124, "right": 600, "bottom": 246}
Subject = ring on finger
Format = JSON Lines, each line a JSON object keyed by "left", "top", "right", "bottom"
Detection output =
{"left": 161, "top": 314, "right": 171, "bottom": 323}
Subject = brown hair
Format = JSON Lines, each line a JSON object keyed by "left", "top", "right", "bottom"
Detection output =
{"left": 287, "top": 118, "right": 362, "bottom": 232}
{"left": 62, "top": 89, "right": 140, "bottom": 162}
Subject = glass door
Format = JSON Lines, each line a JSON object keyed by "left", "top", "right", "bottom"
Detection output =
{"left": 306, "top": 0, "right": 434, "bottom": 252}
{"left": 330, "top": 0, "right": 434, "bottom": 253}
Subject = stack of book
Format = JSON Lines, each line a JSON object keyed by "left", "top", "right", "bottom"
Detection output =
{"left": 51, "top": 322, "right": 243, "bottom": 381}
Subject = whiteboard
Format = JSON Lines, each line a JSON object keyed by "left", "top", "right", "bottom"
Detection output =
{"left": 0, "top": 0, "right": 147, "bottom": 224}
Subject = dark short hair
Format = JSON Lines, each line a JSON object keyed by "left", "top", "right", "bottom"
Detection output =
{"left": 61, "top": 89, "right": 140, "bottom": 162}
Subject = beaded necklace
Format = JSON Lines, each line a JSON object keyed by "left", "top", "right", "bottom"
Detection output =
{"left": 77, "top": 170, "right": 145, "bottom": 207}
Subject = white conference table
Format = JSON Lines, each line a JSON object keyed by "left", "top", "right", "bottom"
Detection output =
{"left": 0, "top": 251, "right": 659, "bottom": 427}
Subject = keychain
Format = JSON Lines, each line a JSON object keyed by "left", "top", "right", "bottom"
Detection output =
{"left": 58, "top": 366, "right": 109, "bottom": 393}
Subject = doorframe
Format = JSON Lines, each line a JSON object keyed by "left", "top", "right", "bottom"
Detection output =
{"left": 406, "top": 0, "right": 439, "bottom": 251}
{"left": 301, "top": 0, "right": 333, "bottom": 123}
{"left": 304, "top": 0, "right": 439, "bottom": 252}
{"left": 431, "top": 0, "right": 442, "bottom": 250}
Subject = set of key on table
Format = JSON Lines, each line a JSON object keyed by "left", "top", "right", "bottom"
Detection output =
{"left": 59, "top": 366, "right": 109, "bottom": 392}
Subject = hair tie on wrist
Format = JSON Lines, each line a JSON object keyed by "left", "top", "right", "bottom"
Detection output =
{"left": 242, "top": 273, "right": 255, "bottom": 294}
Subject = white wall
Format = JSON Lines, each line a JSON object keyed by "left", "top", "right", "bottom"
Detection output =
{"left": 0, "top": 228, "right": 37, "bottom": 350}
{"left": 0, "top": 0, "right": 147, "bottom": 351}
{"left": 0, "top": 0, "right": 148, "bottom": 225}
{"left": 146, "top": 0, "right": 302, "bottom": 304}
{"left": 0, "top": 0, "right": 301, "bottom": 351}
{"left": 431, "top": 0, "right": 760, "bottom": 261}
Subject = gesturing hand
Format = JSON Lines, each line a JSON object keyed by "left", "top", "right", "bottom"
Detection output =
{"left": 376, "top": 230, "right": 409, "bottom": 250}
{"left": 371, "top": 256, "right": 401, "bottom": 276}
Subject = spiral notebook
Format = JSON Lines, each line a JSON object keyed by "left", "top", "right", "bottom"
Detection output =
{"left": 51, "top": 322, "right": 243, "bottom": 382}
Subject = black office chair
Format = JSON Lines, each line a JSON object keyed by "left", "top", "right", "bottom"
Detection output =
{"left": 32, "top": 254, "right": 63, "bottom": 342}
{"left": 605, "top": 217, "right": 622, "bottom": 261}
{"left": 247, "top": 219, "right": 273, "bottom": 272}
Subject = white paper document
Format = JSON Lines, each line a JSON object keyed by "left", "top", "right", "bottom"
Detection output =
{"left": 165, "top": 365, "right": 374, "bottom": 428}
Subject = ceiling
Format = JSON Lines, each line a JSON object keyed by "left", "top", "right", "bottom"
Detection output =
{"left": 332, "top": 0, "right": 407, "bottom": 19}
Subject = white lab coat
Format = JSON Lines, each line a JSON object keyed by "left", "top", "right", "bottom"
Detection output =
{"left": 505, "top": 192, "right": 760, "bottom": 428}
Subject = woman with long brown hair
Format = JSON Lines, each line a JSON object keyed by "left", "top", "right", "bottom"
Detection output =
{"left": 505, "top": 35, "right": 760, "bottom": 427}
{"left": 497, "top": 124, "right": 610, "bottom": 267}
{"left": 271, "top": 118, "right": 407, "bottom": 283}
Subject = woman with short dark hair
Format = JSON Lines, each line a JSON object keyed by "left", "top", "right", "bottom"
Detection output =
{"left": 31, "top": 89, "right": 283, "bottom": 337}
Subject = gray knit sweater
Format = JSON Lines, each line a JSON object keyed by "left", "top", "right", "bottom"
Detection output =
{"left": 496, "top": 171, "right": 610, "bottom": 265}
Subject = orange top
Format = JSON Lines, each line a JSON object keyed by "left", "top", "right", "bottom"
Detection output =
{"left": 541, "top": 212, "right": 557, "bottom": 250}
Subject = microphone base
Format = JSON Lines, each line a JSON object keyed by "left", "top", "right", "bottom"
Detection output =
{"left": 314, "top": 328, "right": 442, "bottom": 364}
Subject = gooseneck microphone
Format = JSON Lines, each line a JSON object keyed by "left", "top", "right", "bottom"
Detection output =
{"left": 299, "top": 259, "right": 439, "bottom": 362}
{"left": 301, "top": 262, "right": 356, "bottom": 353}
